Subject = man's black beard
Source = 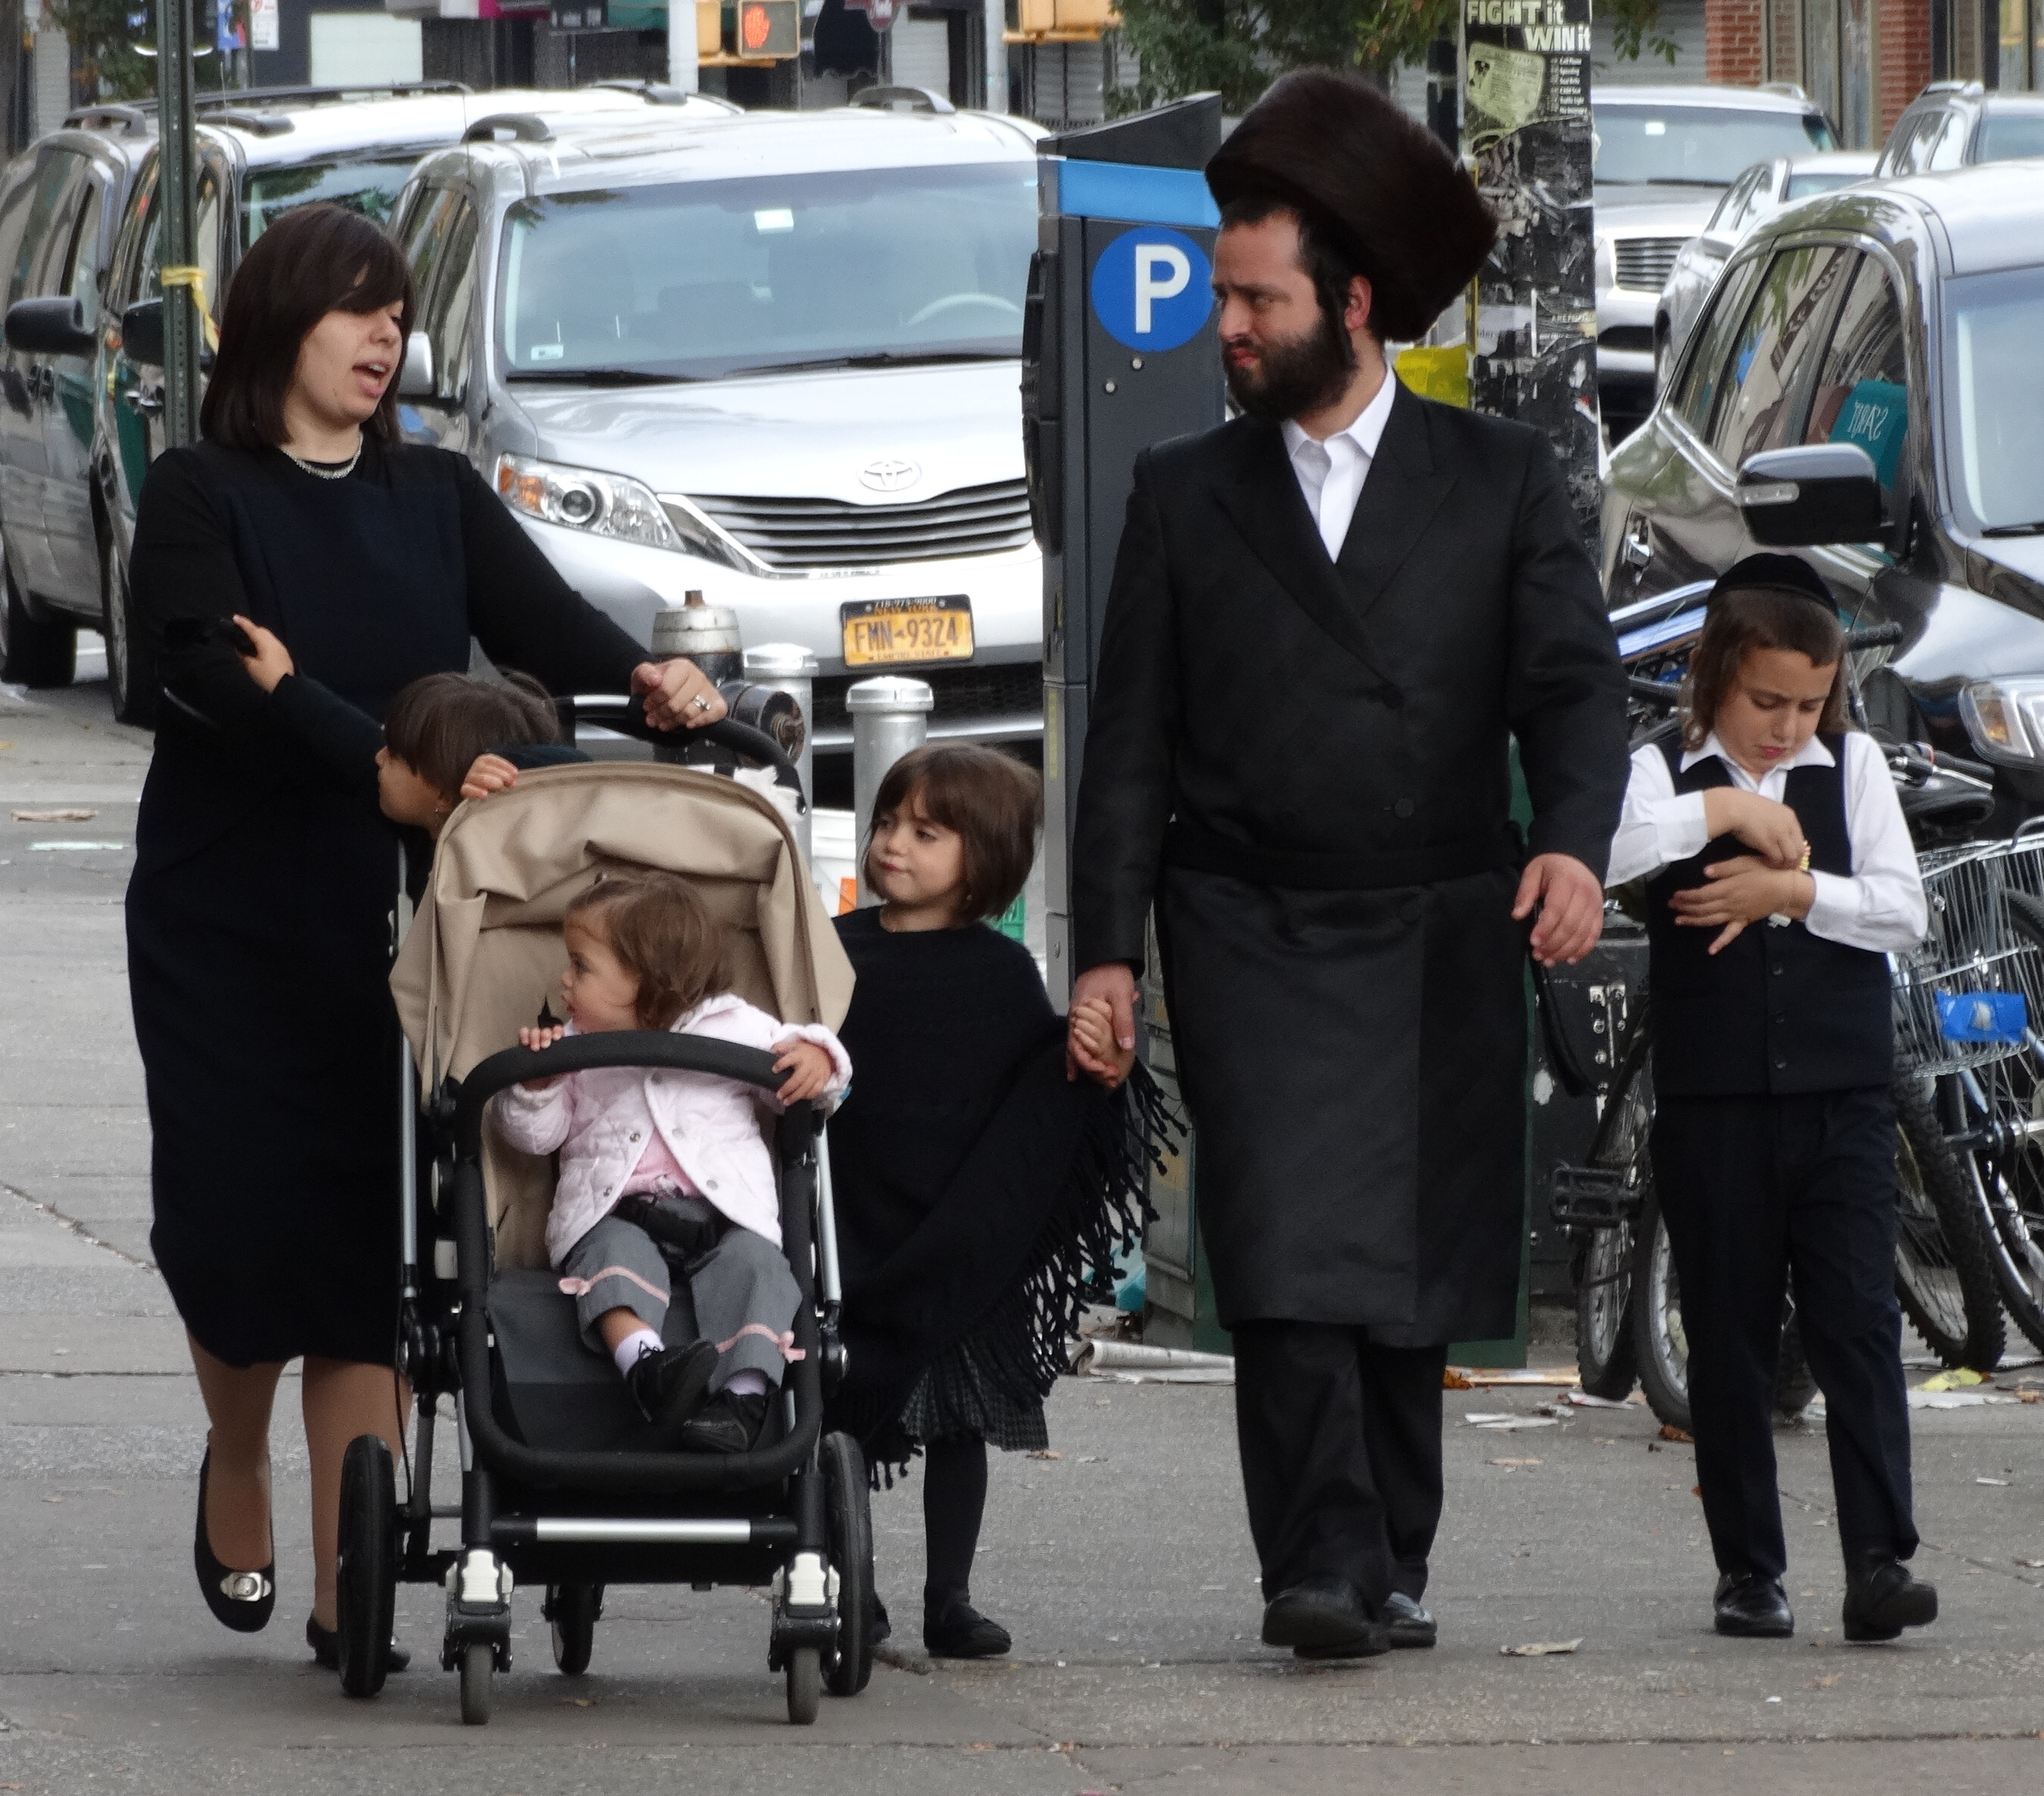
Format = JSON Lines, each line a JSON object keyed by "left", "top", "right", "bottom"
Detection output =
{"left": 1223, "top": 302, "right": 1358, "bottom": 424}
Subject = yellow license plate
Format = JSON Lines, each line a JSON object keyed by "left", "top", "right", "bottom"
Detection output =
{"left": 840, "top": 597, "right": 975, "bottom": 667}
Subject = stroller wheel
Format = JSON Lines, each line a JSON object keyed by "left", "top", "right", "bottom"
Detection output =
{"left": 785, "top": 1645, "right": 822, "bottom": 1724}
{"left": 459, "top": 1640, "right": 494, "bottom": 1726}
{"left": 335, "top": 1434, "right": 398, "bottom": 1700}
{"left": 547, "top": 1582, "right": 600, "bottom": 1676}
{"left": 821, "top": 1433, "right": 874, "bottom": 1697}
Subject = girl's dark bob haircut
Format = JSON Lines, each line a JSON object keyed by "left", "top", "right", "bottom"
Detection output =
{"left": 201, "top": 202, "right": 415, "bottom": 451}
{"left": 1682, "top": 585, "right": 1849, "bottom": 750}
{"left": 865, "top": 742, "right": 1042, "bottom": 925}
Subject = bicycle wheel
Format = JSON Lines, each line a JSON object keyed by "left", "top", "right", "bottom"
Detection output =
{"left": 1892, "top": 1076, "right": 2005, "bottom": 1370}
{"left": 1629, "top": 1185, "right": 1690, "bottom": 1433}
{"left": 1572, "top": 1014, "right": 1652, "bottom": 1398}
{"left": 1954, "top": 1055, "right": 2044, "bottom": 1353}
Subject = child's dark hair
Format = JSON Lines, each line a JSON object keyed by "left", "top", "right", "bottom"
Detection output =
{"left": 564, "top": 871, "right": 734, "bottom": 1030}
{"left": 865, "top": 743, "right": 1041, "bottom": 924}
{"left": 383, "top": 669, "right": 560, "bottom": 800}
{"left": 1682, "top": 588, "right": 1849, "bottom": 751}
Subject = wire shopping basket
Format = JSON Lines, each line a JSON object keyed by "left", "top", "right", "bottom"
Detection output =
{"left": 1891, "top": 833, "right": 2044, "bottom": 1076}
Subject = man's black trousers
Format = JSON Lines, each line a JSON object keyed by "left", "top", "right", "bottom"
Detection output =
{"left": 1232, "top": 1323, "right": 1447, "bottom": 1609}
{"left": 1651, "top": 1088, "right": 1918, "bottom": 1581}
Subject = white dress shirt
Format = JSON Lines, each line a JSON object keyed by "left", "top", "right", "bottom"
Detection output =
{"left": 1280, "top": 370, "right": 1399, "bottom": 559}
{"left": 1605, "top": 730, "right": 1926, "bottom": 953}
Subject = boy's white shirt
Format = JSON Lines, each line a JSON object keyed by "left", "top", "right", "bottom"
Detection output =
{"left": 490, "top": 992, "right": 851, "bottom": 1266}
{"left": 1606, "top": 730, "right": 1927, "bottom": 953}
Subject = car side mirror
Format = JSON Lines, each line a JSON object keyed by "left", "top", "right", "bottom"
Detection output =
{"left": 396, "top": 331, "right": 435, "bottom": 400}
{"left": 5, "top": 295, "right": 97, "bottom": 357}
{"left": 119, "top": 297, "right": 165, "bottom": 367}
{"left": 1734, "top": 443, "right": 1885, "bottom": 547}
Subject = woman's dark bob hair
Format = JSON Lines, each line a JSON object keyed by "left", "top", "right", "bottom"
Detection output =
{"left": 865, "top": 742, "right": 1042, "bottom": 925}
{"left": 1682, "top": 585, "right": 1849, "bottom": 750}
{"left": 200, "top": 202, "right": 415, "bottom": 451}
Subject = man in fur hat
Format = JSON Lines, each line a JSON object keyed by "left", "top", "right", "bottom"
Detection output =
{"left": 1067, "top": 69, "right": 1629, "bottom": 1659}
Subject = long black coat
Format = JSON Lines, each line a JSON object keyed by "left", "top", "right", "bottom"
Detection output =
{"left": 1071, "top": 382, "right": 1628, "bottom": 1342}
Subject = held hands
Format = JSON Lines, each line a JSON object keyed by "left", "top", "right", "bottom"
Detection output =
{"left": 1672, "top": 855, "right": 1816, "bottom": 954}
{"left": 1702, "top": 788, "right": 1808, "bottom": 870}
{"left": 516, "top": 1023, "right": 567, "bottom": 1089}
{"left": 1512, "top": 853, "right": 1605, "bottom": 966}
{"left": 631, "top": 659, "right": 729, "bottom": 733}
{"left": 1067, "top": 963, "right": 1139, "bottom": 1084}
{"left": 232, "top": 615, "right": 294, "bottom": 693}
{"left": 461, "top": 754, "right": 522, "bottom": 803}
{"left": 773, "top": 1038, "right": 836, "bottom": 1105}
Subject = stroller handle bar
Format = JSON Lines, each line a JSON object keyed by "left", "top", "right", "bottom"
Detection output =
{"left": 569, "top": 699, "right": 807, "bottom": 815}
{"left": 454, "top": 1032, "right": 787, "bottom": 1156}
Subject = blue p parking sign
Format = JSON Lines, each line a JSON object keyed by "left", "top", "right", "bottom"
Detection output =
{"left": 1090, "top": 227, "right": 1214, "bottom": 353}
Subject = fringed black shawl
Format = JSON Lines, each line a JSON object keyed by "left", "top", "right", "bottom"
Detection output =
{"left": 824, "top": 910, "right": 1167, "bottom": 1471}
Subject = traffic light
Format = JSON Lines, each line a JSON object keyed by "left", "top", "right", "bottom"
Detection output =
{"left": 734, "top": 0, "right": 798, "bottom": 57}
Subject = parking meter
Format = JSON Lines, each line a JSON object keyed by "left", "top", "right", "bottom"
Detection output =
{"left": 1023, "top": 94, "right": 1228, "bottom": 1005}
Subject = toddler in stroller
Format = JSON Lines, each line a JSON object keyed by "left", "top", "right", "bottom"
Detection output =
{"left": 493, "top": 870, "right": 849, "bottom": 1449}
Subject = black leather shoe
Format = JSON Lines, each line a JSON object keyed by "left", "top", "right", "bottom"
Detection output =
{"left": 676, "top": 1390, "right": 769, "bottom": 1454}
{"left": 1262, "top": 1577, "right": 1389, "bottom": 1659}
{"left": 1383, "top": 1591, "right": 1437, "bottom": 1649}
{"left": 924, "top": 1591, "right": 1012, "bottom": 1659}
{"left": 306, "top": 1615, "right": 411, "bottom": 1674}
{"left": 625, "top": 1338, "right": 719, "bottom": 1435}
{"left": 195, "top": 1449, "right": 275, "bottom": 1634}
{"left": 1713, "top": 1571, "right": 1795, "bottom": 1638}
{"left": 868, "top": 1594, "right": 892, "bottom": 1647}
{"left": 1842, "top": 1551, "right": 1938, "bottom": 1642}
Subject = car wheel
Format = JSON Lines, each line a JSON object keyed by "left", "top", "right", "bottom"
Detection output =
{"left": 102, "top": 543, "right": 155, "bottom": 727}
{"left": 1, "top": 556, "right": 77, "bottom": 688}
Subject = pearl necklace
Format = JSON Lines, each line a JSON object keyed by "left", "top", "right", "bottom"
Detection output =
{"left": 283, "top": 443, "right": 362, "bottom": 480}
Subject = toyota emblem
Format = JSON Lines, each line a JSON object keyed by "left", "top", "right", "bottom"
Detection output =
{"left": 859, "top": 458, "right": 920, "bottom": 493}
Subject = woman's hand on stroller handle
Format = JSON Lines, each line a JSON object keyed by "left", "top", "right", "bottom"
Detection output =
{"left": 631, "top": 659, "right": 730, "bottom": 733}
{"left": 516, "top": 1023, "right": 569, "bottom": 1088}
{"left": 772, "top": 1039, "right": 836, "bottom": 1104}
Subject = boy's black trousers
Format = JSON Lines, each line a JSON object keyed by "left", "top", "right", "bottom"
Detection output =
{"left": 1651, "top": 1088, "right": 1918, "bottom": 1580}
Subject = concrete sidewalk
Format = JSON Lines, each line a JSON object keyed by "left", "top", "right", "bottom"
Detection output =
{"left": 3, "top": 677, "right": 2042, "bottom": 1794}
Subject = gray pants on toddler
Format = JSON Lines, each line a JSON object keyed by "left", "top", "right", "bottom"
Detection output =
{"left": 558, "top": 1193, "right": 801, "bottom": 1392}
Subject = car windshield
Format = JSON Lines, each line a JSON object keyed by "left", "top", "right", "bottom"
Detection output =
{"left": 1594, "top": 106, "right": 1836, "bottom": 185}
{"left": 1784, "top": 170, "right": 1861, "bottom": 199}
{"left": 241, "top": 156, "right": 425, "bottom": 247}
{"left": 1977, "top": 113, "right": 2044, "bottom": 162}
{"left": 498, "top": 163, "right": 1037, "bottom": 382}
{"left": 1944, "top": 266, "right": 2044, "bottom": 533}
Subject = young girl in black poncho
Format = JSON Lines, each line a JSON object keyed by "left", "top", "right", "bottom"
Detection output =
{"left": 827, "top": 744, "right": 1157, "bottom": 1660}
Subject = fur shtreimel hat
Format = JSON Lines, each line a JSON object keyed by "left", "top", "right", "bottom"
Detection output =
{"left": 1205, "top": 68, "right": 1499, "bottom": 344}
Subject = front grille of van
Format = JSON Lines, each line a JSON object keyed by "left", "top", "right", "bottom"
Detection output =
{"left": 1614, "top": 237, "right": 1685, "bottom": 292}
{"left": 684, "top": 480, "right": 1034, "bottom": 572}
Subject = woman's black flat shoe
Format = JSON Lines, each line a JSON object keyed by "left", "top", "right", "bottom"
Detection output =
{"left": 307, "top": 1615, "right": 411, "bottom": 1674}
{"left": 194, "top": 1449, "right": 275, "bottom": 1634}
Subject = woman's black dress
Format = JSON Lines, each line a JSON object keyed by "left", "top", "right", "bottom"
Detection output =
{"left": 128, "top": 437, "right": 644, "bottom": 1369}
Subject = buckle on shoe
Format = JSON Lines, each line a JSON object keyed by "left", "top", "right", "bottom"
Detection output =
{"left": 220, "top": 1569, "right": 273, "bottom": 1603}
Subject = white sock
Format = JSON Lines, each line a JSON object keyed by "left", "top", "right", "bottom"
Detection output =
{"left": 724, "top": 1369, "right": 769, "bottom": 1398}
{"left": 612, "top": 1328, "right": 664, "bottom": 1377}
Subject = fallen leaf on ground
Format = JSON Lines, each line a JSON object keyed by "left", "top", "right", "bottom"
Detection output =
{"left": 1915, "top": 1369, "right": 1987, "bottom": 1391}
{"left": 1810, "top": 1673, "right": 1842, "bottom": 1688}
{"left": 1026, "top": 1450, "right": 1062, "bottom": 1461}
{"left": 2015, "top": 1557, "right": 2044, "bottom": 1568}
{"left": 1659, "top": 1424, "right": 1694, "bottom": 1443}
{"left": 1977, "top": 1477, "right": 2010, "bottom": 1486}
{"left": 11, "top": 807, "right": 94, "bottom": 821}
{"left": 1442, "top": 1368, "right": 1474, "bottom": 1389}
{"left": 1501, "top": 1639, "right": 1582, "bottom": 1657}
{"left": 1691, "top": 1484, "right": 1703, "bottom": 1497}
{"left": 1490, "top": 1457, "right": 1542, "bottom": 1467}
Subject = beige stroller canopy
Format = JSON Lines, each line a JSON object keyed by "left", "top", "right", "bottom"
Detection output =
{"left": 390, "top": 761, "right": 854, "bottom": 1270}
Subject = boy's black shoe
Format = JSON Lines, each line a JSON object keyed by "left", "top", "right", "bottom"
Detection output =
{"left": 924, "top": 1591, "right": 1011, "bottom": 1659}
{"left": 1383, "top": 1591, "right": 1437, "bottom": 1649}
{"left": 1842, "top": 1551, "right": 1938, "bottom": 1642}
{"left": 676, "top": 1389, "right": 769, "bottom": 1453}
{"left": 1713, "top": 1571, "right": 1795, "bottom": 1637}
{"left": 625, "top": 1338, "right": 719, "bottom": 1434}
{"left": 1262, "top": 1575, "right": 1390, "bottom": 1659}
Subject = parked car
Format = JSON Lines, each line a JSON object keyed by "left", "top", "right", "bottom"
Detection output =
{"left": 1876, "top": 79, "right": 2044, "bottom": 176}
{"left": 1593, "top": 84, "right": 1839, "bottom": 443}
{"left": 0, "top": 84, "right": 714, "bottom": 719}
{"left": 1654, "top": 150, "right": 1876, "bottom": 385}
{"left": 1602, "top": 162, "right": 2044, "bottom": 812}
{"left": 390, "top": 98, "right": 1046, "bottom": 757}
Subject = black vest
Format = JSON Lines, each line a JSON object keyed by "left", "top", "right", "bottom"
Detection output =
{"left": 1645, "top": 736, "right": 1894, "bottom": 1097}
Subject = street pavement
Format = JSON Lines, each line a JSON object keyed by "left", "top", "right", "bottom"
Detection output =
{"left": 3, "top": 673, "right": 2043, "bottom": 1794}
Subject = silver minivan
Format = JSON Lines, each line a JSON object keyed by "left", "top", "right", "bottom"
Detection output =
{"left": 390, "top": 100, "right": 1044, "bottom": 755}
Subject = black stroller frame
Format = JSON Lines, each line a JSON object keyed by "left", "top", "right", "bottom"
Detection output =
{"left": 336, "top": 714, "right": 873, "bottom": 1726}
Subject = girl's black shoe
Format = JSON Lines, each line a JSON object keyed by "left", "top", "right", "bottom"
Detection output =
{"left": 306, "top": 1614, "right": 412, "bottom": 1674}
{"left": 923, "top": 1591, "right": 1011, "bottom": 1659}
{"left": 676, "top": 1390, "right": 769, "bottom": 1453}
{"left": 194, "top": 1449, "right": 275, "bottom": 1634}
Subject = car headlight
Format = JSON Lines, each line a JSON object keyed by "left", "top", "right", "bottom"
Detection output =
{"left": 1960, "top": 677, "right": 2044, "bottom": 766}
{"left": 494, "top": 452, "right": 683, "bottom": 552}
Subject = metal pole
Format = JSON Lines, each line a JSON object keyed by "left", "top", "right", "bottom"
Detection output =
{"left": 982, "top": 0, "right": 1008, "bottom": 112}
{"left": 742, "top": 642, "right": 819, "bottom": 866}
{"left": 669, "top": 0, "right": 701, "bottom": 92}
{"left": 847, "top": 675, "right": 932, "bottom": 905}
{"left": 157, "top": 0, "right": 201, "bottom": 449}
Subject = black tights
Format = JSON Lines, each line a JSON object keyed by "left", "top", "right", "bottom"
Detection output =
{"left": 922, "top": 1434, "right": 987, "bottom": 1607}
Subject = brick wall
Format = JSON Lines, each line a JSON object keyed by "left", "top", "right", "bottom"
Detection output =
{"left": 1765, "top": 0, "right": 1802, "bottom": 82}
{"left": 1877, "top": 0, "right": 1931, "bottom": 133}
{"left": 1707, "top": 0, "right": 1768, "bottom": 82}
